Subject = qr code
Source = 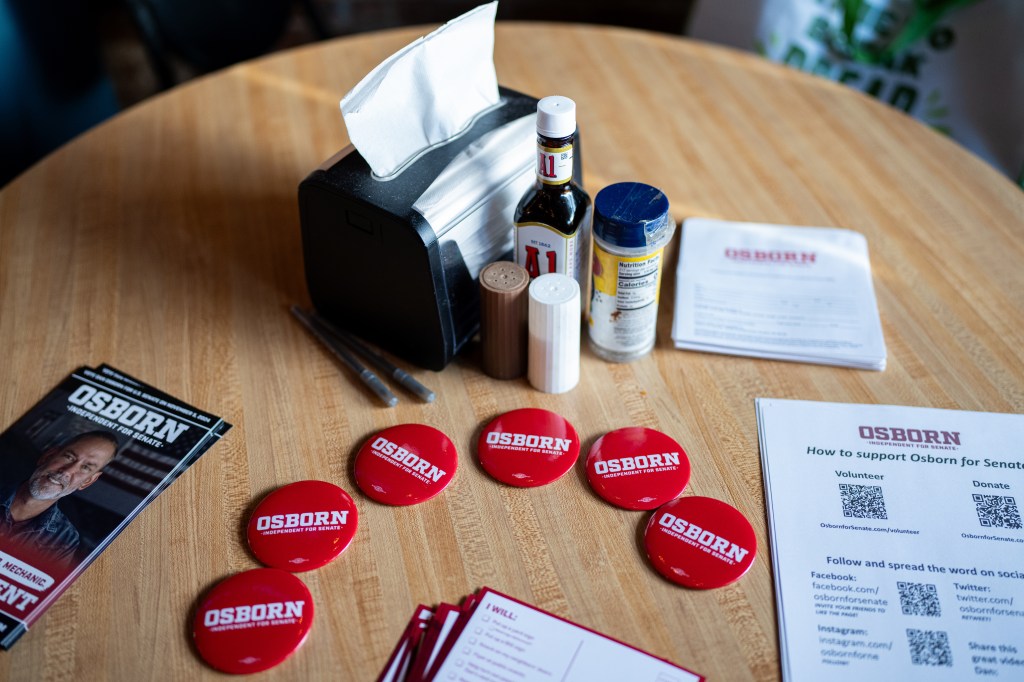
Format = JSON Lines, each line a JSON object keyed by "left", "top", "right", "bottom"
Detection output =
{"left": 973, "top": 494, "right": 1022, "bottom": 529}
{"left": 898, "top": 582, "right": 941, "bottom": 617}
{"left": 907, "top": 629, "right": 952, "bottom": 666}
{"left": 840, "top": 484, "right": 887, "bottom": 519}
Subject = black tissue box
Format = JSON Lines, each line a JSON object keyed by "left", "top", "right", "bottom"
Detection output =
{"left": 298, "top": 87, "right": 543, "bottom": 371}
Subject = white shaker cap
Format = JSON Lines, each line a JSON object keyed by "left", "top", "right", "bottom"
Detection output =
{"left": 536, "top": 96, "right": 577, "bottom": 139}
{"left": 528, "top": 273, "right": 581, "bottom": 393}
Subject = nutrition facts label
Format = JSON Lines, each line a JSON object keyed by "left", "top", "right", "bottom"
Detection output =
{"left": 589, "top": 245, "right": 665, "bottom": 353}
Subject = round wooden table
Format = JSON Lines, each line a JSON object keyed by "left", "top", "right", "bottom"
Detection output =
{"left": 1, "top": 22, "right": 1021, "bottom": 681}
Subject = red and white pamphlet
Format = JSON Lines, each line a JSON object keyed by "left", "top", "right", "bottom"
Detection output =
{"left": 380, "top": 588, "right": 705, "bottom": 682}
{"left": 378, "top": 605, "right": 434, "bottom": 682}
{"left": 0, "top": 365, "right": 231, "bottom": 649}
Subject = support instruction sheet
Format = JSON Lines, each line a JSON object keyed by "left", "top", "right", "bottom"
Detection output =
{"left": 756, "top": 399, "right": 1024, "bottom": 680}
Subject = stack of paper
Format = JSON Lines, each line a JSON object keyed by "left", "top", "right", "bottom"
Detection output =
{"left": 756, "top": 399, "right": 1024, "bottom": 681}
{"left": 378, "top": 587, "right": 704, "bottom": 681}
{"left": 0, "top": 365, "right": 231, "bottom": 649}
{"left": 671, "top": 218, "right": 887, "bottom": 370}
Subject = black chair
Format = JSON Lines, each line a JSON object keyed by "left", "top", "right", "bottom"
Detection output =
{"left": 0, "top": 0, "right": 119, "bottom": 186}
{"left": 317, "top": 0, "right": 694, "bottom": 37}
{"left": 124, "top": 0, "right": 328, "bottom": 89}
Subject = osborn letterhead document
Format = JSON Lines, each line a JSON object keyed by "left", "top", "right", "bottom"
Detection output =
{"left": 672, "top": 218, "right": 886, "bottom": 370}
{"left": 756, "top": 399, "right": 1024, "bottom": 681}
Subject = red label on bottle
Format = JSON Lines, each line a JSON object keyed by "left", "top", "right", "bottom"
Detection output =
{"left": 537, "top": 143, "right": 572, "bottom": 185}
{"left": 515, "top": 223, "right": 578, "bottom": 280}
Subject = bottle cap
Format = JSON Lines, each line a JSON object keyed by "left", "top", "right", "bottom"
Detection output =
{"left": 644, "top": 496, "right": 757, "bottom": 589}
{"left": 585, "top": 427, "right": 690, "bottom": 510}
{"left": 528, "top": 273, "right": 581, "bottom": 394}
{"left": 594, "top": 182, "right": 672, "bottom": 248}
{"left": 247, "top": 480, "right": 358, "bottom": 571}
{"left": 477, "top": 408, "right": 581, "bottom": 487}
{"left": 536, "top": 96, "right": 577, "bottom": 139}
{"left": 193, "top": 568, "right": 314, "bottom": 674}
{"left": 355, "top": 424, "right": 458, "bottom": 505}
{"left": 479, "top": 261, "right": 530, "bottom": 380}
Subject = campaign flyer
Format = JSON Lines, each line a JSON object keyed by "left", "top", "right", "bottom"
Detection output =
{"left": 757, "top": 399, "right": 1024, "bottom": 681}
{"left": 0, "top": 365, "right": 231, "bottom": 648}
{"left": 379, "top": 588, "right": 704, "bottom": 682}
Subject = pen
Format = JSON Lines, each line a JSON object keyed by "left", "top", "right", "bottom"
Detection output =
{"left": 307, "top": 310, "right": 437, "bottom": 403}
{"left": 290, "top": 306, "right": 399, "bottom": 407}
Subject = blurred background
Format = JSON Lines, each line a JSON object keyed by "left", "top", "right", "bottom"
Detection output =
{"left": 1, "top": 0, "right": 1019, "bottom": 188}
{"left": 0, "top": 0, "right": 696, "bottom": 188}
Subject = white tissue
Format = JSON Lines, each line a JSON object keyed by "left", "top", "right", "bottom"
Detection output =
{"left": 340, "top": 2, "right": 501, "bottom": 179}
{"left": 410, "top": 114, "right": 535, "bottom": 281}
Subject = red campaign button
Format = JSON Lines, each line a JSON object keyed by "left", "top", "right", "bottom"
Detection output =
{"left": 477, "top": 408, "right": 581, "bottom": 487}
{"left": 355, "top": 424, "right": 458, "bottom": 505}
{"left": 586, "top": 427, "right": 690, "bottom": 510}
{"left": 247, "top": 480, "right": 358, "bottom": 572}
{"left": 644, "top": 496, "right": 757, "bottom": 589}
{"left": 193, "top": 568, "right": 314, "bottom": 674}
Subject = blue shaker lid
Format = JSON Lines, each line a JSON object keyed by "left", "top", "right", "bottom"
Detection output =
{"left": 593, "top": 182, "right": 671, "bottom": 248}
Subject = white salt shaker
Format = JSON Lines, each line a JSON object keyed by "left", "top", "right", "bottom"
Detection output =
{"left": 528, "top": 273, "right": 580, "bottom": 393}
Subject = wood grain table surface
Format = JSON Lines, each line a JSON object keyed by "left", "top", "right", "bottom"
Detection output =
{"left": 1, "top": 21, "right": 1022, "bottom": 681}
